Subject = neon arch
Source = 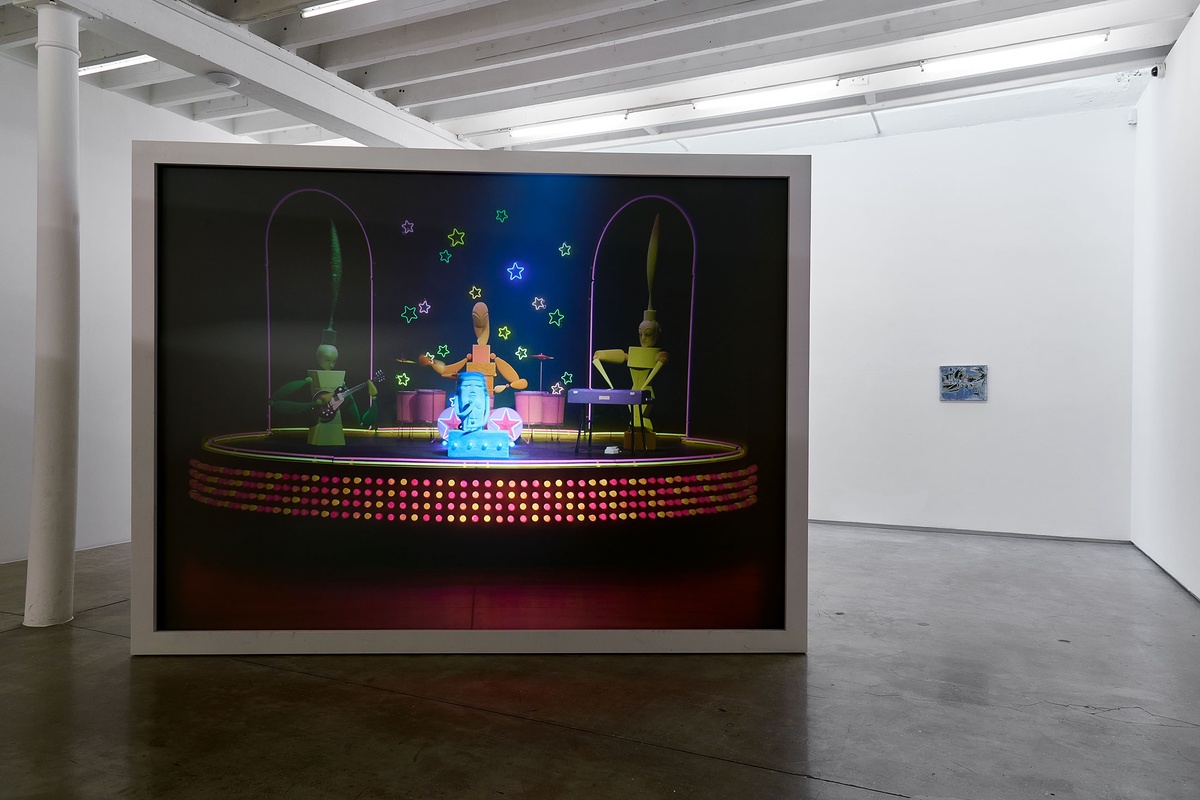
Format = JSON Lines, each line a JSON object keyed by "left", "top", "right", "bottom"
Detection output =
{"left": 263, "top": 189, "right": 375, "bottom": 429}
{"left": 590, "top": 195, "right": 698, "bottom": 435}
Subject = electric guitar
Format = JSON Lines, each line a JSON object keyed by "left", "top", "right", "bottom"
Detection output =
{"left": 314, "top": 369, "right": 385, "bottom": 422}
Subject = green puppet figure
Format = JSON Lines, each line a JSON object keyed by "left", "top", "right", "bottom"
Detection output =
{"left": 269, "top": 328, "right": 378, "bottom": 446}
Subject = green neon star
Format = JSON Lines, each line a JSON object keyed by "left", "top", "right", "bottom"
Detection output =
{"left": 548, "top": 308, "right": 564, "bottom": 327}
{"left": 515, "top": 346, "right": 528, "bottom": 360}
{"left": 468, "top": 285, "right": 482, "bottom": 299}
{"left": 559, "top": 242, "right": 571, "bottom": 257}
{"left": 495, "top": 209, "right": 508, "bottom": 222}
{"left": 436, "top": 344, "right": 450, "bottom": 358}
{"left": 401, "top": 305, "right": 418, "bottom": 323}
{"left": 447, "top": 228, "right": 466, "bottom": 246}
{"left": 497, "top": 325, "right": 512, "bottom": 340}
{"left": 560, "top": 372, "right": 573, "bottom": 385}
{"left": 439, "top": 249, "right": 452, "bottom": 263}
{"left": 395, "top": 372, "right": 410, "bottom": 387}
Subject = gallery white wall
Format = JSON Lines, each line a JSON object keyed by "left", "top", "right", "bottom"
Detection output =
{"left": 0, "top": 58, "right": 253, "bottom": 564}
{"left": 802, "top": 109, "right": 1136, "bottom": 540}
{"left": 1132, "top": 13, "right": 1200, "bottom": 597}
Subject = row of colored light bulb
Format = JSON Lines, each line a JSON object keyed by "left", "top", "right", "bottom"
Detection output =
{"left": 187, "top": 460, "right": 758, "bottom": 524}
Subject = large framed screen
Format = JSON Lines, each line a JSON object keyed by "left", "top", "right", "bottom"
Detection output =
{"left": 131, "top": 142, "right": 809, "bottom": 654}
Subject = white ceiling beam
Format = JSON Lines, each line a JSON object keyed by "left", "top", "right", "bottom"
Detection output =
{"left": 421, "top": 0, "right": 1191, "bottom": 126}
{"left": 309, "top": 0, "right": 666, "bottom": 72}
{"left": 66, "top": 0, "right": 472, "bottom": 148}
{"left": 83, "top": 58, "right": 191, "bottom": 90}
{"left": 190, "top": 1, "right": 302, "bottom": 23}
{"left": 250, "top": 0, "right": 510, "bottom": 50}
{"left": 0, "top": 3, "right": 36, "bottom": 51}
{"left": 499, "top": 46, "right": 1169, "bottom": 151}
{"left": 369, "top": 0, "right": 1113, "bottom": 101}
{"left": 143, "top": 76, "right": 239, "bottom": 107}
{"left": 187, "top": 95, "right": 277, "bottom": 122}
{"left": 226, "top": 110, "right": 313, "bottom": 135}
{"left": 447, "top": 18, "right": 1182, "bottom": 140}
{"left": 351, "top": 0, "right": 947, "bottom": 87}
{"left": 254, "top": 126, "right": 357, "bottom": 145}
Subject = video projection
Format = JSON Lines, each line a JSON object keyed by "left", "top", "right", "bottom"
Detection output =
{"left": 131, "top": 143, "right": 809, "bottom": 654}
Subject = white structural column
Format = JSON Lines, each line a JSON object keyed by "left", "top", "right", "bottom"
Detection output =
{"left": 24, "top": 2, "right": 82, "bottom": 627}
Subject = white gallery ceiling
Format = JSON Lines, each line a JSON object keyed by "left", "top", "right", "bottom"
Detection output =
{"left": 0, "top": 0, "right": 1193, "bottom": 153}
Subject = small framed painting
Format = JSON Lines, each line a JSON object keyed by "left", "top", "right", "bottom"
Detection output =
{"left": 940, "top": 365, "right": 987, "bottom": 401}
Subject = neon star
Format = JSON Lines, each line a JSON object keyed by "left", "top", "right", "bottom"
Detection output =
{"left": 418, "top": 299, "right": 431, "bottom": 314}
{"left": 401, "top": 220, "right": 414, "bottom": 234}
{"left": 401, "top": 306, "right": 418, "bottom": 323}
{"left": 515, "top": 346, "right": 528, "bottom": 360}
{"left": 550, "top": 382, "right": 565, "bottom": 395}
{"left": 395, "top": 372, "right": 410, "bottom": 387}
{"left": 507, "top": 262, "right": 524, "bottom": 280}
{"left": 439, "top": 250, "right": 452, "bottom": 263}
{"left": 436, "top": 344, "right": 450, "bottom": 358}
{"left": 497, "top": 325, "right": 512, "bottom": 340}
{"left": 424, "top": 352, "right": 434, "bottom": 361}
{"left": 559, "top": 242, "right": 571, "bottom": 257}
{"left": 560, "top": 372, "right": 573, "bottom": 386}
{"left": 548, "top": 308, "right": 564, "bottom": 327}
{"left": 532, "top": 296, "right": 546, "bottom": 311}
{"left": 468, "top": 285, "right": 482, "bottom": 299}
{"left": 447, "top": 228, "right": 466, "bottom": 246}
{"left": 495, "top": 209, "right": 508, "bottom": 222}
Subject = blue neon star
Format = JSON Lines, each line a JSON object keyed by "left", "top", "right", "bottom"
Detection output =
{"left": 507, "top": 262, "right": 524, "bottom": 280}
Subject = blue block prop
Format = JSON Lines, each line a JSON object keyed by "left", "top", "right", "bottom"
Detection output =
{"left": 447, "top": 429, "right": 511, "bottom": 459}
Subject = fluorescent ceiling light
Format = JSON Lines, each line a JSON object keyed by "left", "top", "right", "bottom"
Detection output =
{"left": 694, "top": 80, "right": 839, "bottom": 113}
{"left": 300, "top": 0, "right": 381, "bottom": 18}
{"left": 78, "top": 54, "right": 156, "bottom": 77}
{"left": 922, "top": 32, "right": 1109, "bottom": 76}
{"left": 510, "top": 114, "right": 633, "bottom": 141}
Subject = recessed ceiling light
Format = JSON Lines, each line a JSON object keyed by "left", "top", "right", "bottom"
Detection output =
{"left": 78, "top": 54, "right": 156, "bottom": 77}
{"left": 300, "top": 0, "right": 382, "bottom": 18}
{"left": 922, "top": 32, "right": 1110, "bottom": 77}
{"left": 206, "top": 72, "right": 241, "bottom": 89}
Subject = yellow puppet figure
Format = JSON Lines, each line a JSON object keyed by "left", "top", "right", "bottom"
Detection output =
{"left": 419, "top": 301, "right": 528, "bottom": 397}
{"left": 593, "top": 214, "right": 669, "bottom": 450}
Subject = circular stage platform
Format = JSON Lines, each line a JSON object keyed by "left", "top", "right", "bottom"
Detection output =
{"left": 188, "top": 427, "right": 758, "bottom": 526}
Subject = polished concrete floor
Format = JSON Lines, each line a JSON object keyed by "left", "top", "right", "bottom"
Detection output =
{"left": 1, "top": 523, "right": 1197, "bottom": 800}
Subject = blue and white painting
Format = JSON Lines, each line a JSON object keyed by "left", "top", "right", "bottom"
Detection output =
{"left": 940, "top": 365, "right": 987, "bottom": 401}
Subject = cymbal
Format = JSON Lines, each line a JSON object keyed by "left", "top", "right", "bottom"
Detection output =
{"left": 394, "top": 357, "right": 417, "bottom": 364}
{"left": 531, "top": 353, "right": 554, "bottom": 360}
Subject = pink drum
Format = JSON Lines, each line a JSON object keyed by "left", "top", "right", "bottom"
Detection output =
{"left": 514, "top": 391, "right": 565, "bottom": 425}
{"left": 396, "top": 388, "right": 446, "bottom": 422}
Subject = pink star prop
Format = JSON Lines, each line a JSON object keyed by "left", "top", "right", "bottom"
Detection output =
{"left": 487, "top": 407, "right": 524, "bottom": 443}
